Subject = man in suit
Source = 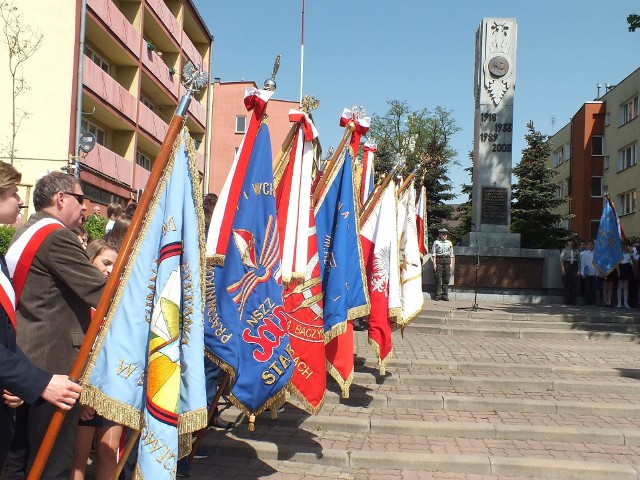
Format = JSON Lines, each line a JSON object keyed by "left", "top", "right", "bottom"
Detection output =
{"left": 0, "top": 164, "right": 82, "bottom": 471}
{"left": 4, "top": 172, "right": 106, "bottom": 479}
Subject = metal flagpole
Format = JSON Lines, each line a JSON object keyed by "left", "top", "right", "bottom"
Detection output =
{"left": 299, "top": 0, "right": 305, "bottom": 104}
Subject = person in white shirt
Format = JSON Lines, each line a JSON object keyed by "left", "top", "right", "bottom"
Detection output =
{"left": 579, "top": 240, "right": 597, "bottom": 306}
{"left": 432, "top": 228, "right": 454, "bottom": 301}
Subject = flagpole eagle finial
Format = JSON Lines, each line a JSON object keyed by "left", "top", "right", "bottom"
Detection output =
{"left": 263, "top": 54, "right": 281, "bottom": 92}
{"left": 181, "top": 62, "right": 208, "bottom": 94}
{"left": 351, "top": 105, "right": 367, "bottom": 121}
{"left": 300, "top": 95, "right": 320, "bottom": 113}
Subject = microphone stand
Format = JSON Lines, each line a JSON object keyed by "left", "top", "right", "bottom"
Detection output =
{"left": 458, "top": 244, "right": 492, "bottom": 311}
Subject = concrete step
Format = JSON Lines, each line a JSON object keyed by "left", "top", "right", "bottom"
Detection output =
{"left": 319, "top": 390, "right": 640, "bottom": 417}
{"left": 353, "top": 358, "right": 640, "bottom": 379}
{"left": 201, "top": 430, "right": 640, "bottom": 480}
{"left": 217, "top": 406, "right": 640, "bottom": 446}
{"left": 406, "top": 322, "right": 640, "bottom": 341}
{"left": 414, "top": 315, "right": 640, "bottom": 333}
{"left": 331, "top": 369, "right": 640, "bottom": 395}
{"left": 420, "top": 308, "right": 640, "bottom": 322}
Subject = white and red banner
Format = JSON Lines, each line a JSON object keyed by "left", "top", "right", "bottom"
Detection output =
{"left": 275, "top": 112, "right": 326, "bottom": 413}
{"left": 416, "top": 185, "right": 428, "bottom": 257}
{"left": 360, "top": 181, "right": 399, "bottom": 374}
{"left": 340, "top": 107, "right": 370, "bottom": 156}
{"left": 397, "top": 184, "right": 424, "bottom": 328}
{"left": 360, "top": 142, "right": 376, "bottom": 207}
{"left": 206, "top": 87, "right": 274, "bottom": 265}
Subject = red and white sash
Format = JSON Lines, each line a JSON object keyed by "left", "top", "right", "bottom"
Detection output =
{"left": 6, "top": 218, "right": 64, "bottom": 305}
{"left": 0, "top": 268, "right": 16, "bottom": 331}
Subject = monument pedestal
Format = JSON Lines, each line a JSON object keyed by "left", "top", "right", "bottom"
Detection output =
{"left": 462, "top": 231, "right": 521, "bottom": 248}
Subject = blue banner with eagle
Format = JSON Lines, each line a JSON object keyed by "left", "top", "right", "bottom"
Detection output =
{"left": 80, "top": 129, "right": 207, "bottom": 479}
{"left": 204, "top": 92, "right": 292, "bottom": 428}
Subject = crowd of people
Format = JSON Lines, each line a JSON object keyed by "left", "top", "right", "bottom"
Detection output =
{"left": 0, "top": 162, "right": 228, "bottom": 479}
{"left": 560, "top": 236, "right": 640, "bottom": 307}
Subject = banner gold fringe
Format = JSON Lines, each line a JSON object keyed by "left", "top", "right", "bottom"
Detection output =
{"left": 325, "top": 359, "right": 353, "bottom": 398}
{"left": 206, "top": 254, "right": 225, "bottom": 267}
{"left": 80, "top": 385, "right": 142, "bottom": 430}
{"left": 286, "top": 382, "right": 325, "bottom": 415}
{"left": 323, "top": 320, "right": 347, "bottom": 345}
{"left": 227, "top": 383, "right": 290, "bottom": 431}
{"left": 178, "top": 432, "right": 192, "bottom": 459}
{"left": 367, "top": 336, "right": 393, "bottom": 376}
{"left": 178, "top": 407, "right": 207, "bottom": 434}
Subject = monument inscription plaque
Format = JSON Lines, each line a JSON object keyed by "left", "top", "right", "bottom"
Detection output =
{"left": 481, "top": 187, "right": 508, "bottom": 225}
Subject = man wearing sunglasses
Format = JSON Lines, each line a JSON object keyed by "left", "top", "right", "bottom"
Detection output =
{"left": 3, "top": 172, "right": 106, "bottom": 480}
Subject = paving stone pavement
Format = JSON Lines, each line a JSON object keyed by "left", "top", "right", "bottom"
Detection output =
{"left": 189, "top": 300, "right": 640, "bottom": 479}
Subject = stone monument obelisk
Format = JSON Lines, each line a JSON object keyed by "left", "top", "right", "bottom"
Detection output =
{"left": 464, "top": 18, "right": 520, "bottom": 248}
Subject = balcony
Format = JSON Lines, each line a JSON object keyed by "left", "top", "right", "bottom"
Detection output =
{"left": 195, "top": 149, "right": 205, "bottom": 173}
{"left": 83, "top": 55, "right": 137, "bottom": 124}
{"left": 133, "top": 163, "right": 151, "bottom": 191}
{"left": 82, "top": 143, "right": 133, "bottom": 186}
{"left": 142, "top": 47, "right": 179, "bottom": 98}
{"left": 146, "top": 0, "right": 180, "bottom": 44}
{"left": 138, "top": 103, "right": 168, "bottom": 144}
{"left": 87, "top": 0, "right": 140, "bottom": 57}
{"left": 181, "top": 32, "right": 203, "bottom": 69}
{"left": 179, "top": 85, "right": 207, "bottom": 128}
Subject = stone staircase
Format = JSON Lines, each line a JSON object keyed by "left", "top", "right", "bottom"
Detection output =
{"left": 195, "top": 306, "right": 640, "bottom": 479}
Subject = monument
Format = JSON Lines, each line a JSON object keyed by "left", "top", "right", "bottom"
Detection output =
{"left": 444, "top": 18, "right": 564, "bottom": 303}
{"left": 464, "top": 18, "right": 521, "bottom": 248}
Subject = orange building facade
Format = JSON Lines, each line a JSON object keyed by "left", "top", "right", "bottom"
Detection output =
{"left": 208, "top": 80, "right": 299, "bottom": 195}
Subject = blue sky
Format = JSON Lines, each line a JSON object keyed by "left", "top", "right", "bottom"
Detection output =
{"left": 194, "top": 1, "right": 640, "bottom": 202}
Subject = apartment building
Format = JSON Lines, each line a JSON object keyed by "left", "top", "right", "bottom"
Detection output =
{"left": 0, "top": 0, "right": 212, "bottom": 217}
{"left": 548, "top": 69, "right": 640, "bottom": 239}
{"left": 209, "top": 79, "right": 300, "bottom": 195}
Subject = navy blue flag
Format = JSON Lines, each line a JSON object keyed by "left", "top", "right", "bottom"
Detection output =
{"left": 314, "top": 148, "right": 369, "bottom": 396}
{"left": 593, "top": 196, "right": 623, "bottom": 277}
{"left": 205, "top": 120, "right": 292, "bottom": 428}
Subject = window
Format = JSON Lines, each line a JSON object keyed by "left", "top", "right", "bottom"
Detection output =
{"left": 590, "top": 177, "right": 602, "bottom": 197}
{"left": 589, "top": 220, "right": 600, "bottom": 240}
{"left": 140, "top": 94, "right": 156, "bottom": 112}
{"left": 619, "top": 95, "right": 639, "bottom": 125}
{"left": 235, "top": 115, "right": 246, "bottom": 133}
{"left": 604, "top": 155, "right": 610, "bottom": 170}
{"left": 81, "top": 119, "right": 106, "bottom": 146}
{"left": 618, "top": 190, "right": 637, "bottom": 215}
{"left": 617, "top": 143, "right": 637, "bottom": 171}
{"left": 591, "top": 136, "right": 603, "bottom": 156}
{"left": 136, "top": 152, "right": 152, "bottom": 171}
{"left": 605, "top": 113, "right": 611, "bottom": 127}
{"left": 561, "top": 178, "right": 570, "bottom": 198}
{"left": 552, "top": 146, "right": 564, "bottom": 168}
{"left": 84, "top": 45, "right": 110, "bottom": 74}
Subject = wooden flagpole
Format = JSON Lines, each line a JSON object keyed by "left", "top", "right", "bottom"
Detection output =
{"left": 273, "top": 122, "right": 299, "bottom": 173}
{"left": 187, "top": 373, "right": 231, "bottom": 463}
{"left": 312, "top": 123, "right": 354, "bottom": 206}
{"left": 360, "top": 170, "right": 397, "bottom": 226}
{"left": 396, "top": 173, "right": 415, "bottom": 197}
{"left": 27, "top": 65, "right": 206, "bottom": 480}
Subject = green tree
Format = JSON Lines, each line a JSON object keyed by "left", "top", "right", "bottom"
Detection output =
{"left": 628, "top": 13, "right": 640, "bottom": 31}
{"left": 0, "top": 224, "right": 14, "bottom": 254}
{"left": 84, "top": 214, "right": 106, "bottom": 241}
{"left": 511, "top": 121, "right": 570, "bottom": 248}
{"left": 368, "top": 100, "right": 459, "bottom": 241}
{"left": 452, "top": 150, "right": 473, "bottom": 242}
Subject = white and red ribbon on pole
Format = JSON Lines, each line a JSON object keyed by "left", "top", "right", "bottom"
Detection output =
{"left": 339, "top": 108, "right": 370, "bottom": 155}
{"left": 280, "top": 109, "right": 318, "bottom": 282}
{"left": 207, "top": 88, "right": 274, "bottom": 262}
{"left": 361, "top": 141, "right": 376, "bottom": 206}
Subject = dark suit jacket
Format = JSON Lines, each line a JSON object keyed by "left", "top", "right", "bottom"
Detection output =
{"left": 10, "top": 210, "right": 106, "bottom": 375}
{"left": 0, "top": 254, "right": 51, "bottom": 467}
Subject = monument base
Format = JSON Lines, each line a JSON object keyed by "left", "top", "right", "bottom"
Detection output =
{"left": 462, "top": 231, "right": 521, "bottom": 248}
{"left": 422, "top": 246, "right": 564, "bottom": 303}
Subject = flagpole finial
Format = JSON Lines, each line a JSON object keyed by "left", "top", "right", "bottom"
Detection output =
{"left": 264, "top": 54, "right": 281, "bottom": 92}
{"left": 300, "top": 95, "right": 319, "bottom": 113}
{"left": 177, "top": 62, "right": 208, "bottom": 116}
